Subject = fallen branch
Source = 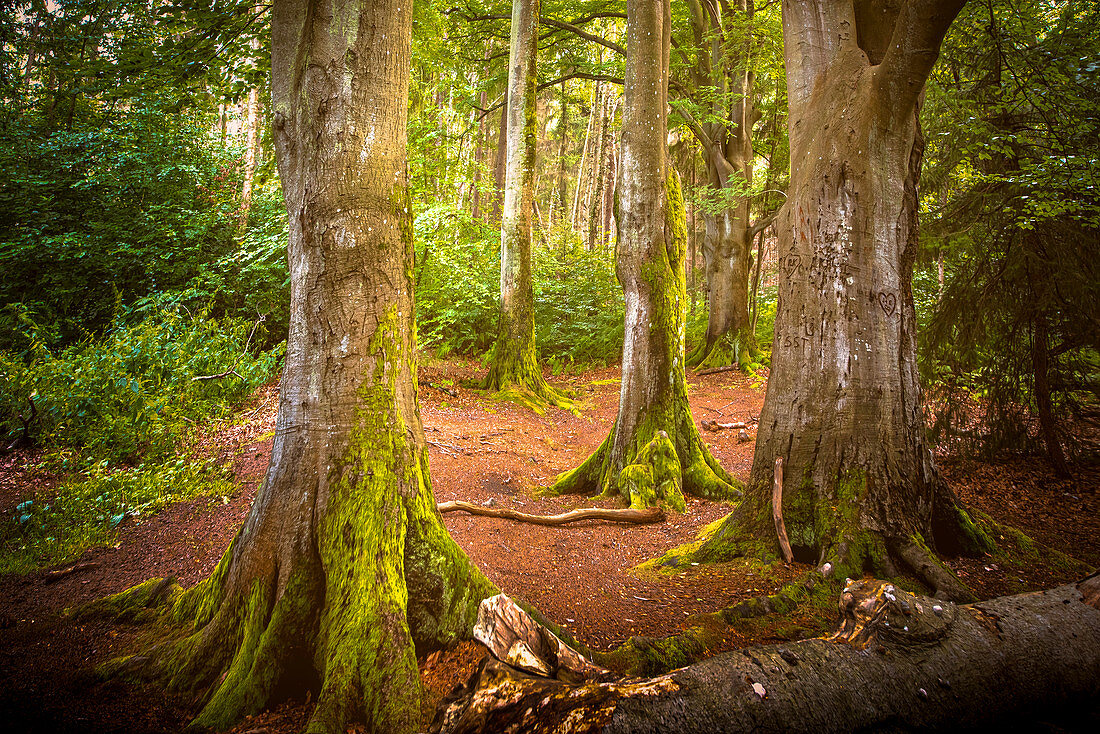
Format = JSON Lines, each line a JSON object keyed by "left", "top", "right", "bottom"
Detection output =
{"left": 437, "top": 501, "right": 664, "bottom": 526}
{"left": 700, "top": 419, "right": 748, "bottom": 432}
{"left": 772, "top": 457, "right": 793, "bottom": 564}
{"left": 694, "top": 365, "right": 740, "bottom": 376}
{"left": 43, "top": 562, "right": 99, "bottom": 584}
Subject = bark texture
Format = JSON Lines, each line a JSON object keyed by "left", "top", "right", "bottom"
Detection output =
{"left": 481, "top": 0, "right": 574, "bottom": 414}
{"left": 551, "top": 0, "right": 739, "bottom": 506}
{"left": 681, "top": 0, "right": 762, "bottom": 372}
{"left": 434, "top": 574, "right": 1100, "bottom": 733}
{"left": 691, "top": 0, "right": 983, "bottom": 594}
{"left": 86, "top": 2, "right": 496, "bottom": 732}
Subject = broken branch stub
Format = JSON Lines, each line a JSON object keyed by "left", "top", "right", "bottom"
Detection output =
{"left": 472, "top": 594, "right": 612, "bottom": 684}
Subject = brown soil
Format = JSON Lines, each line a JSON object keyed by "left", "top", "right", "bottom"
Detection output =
{"left": 0, "top": 360, "right": 1097, "bottom": 733}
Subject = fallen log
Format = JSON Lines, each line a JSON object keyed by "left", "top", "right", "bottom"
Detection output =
{"left": 433, "top": 573, "right": 1100, "bottom": 733}
{"left": 437, "top": 501, "right": 664, "bottom": 526}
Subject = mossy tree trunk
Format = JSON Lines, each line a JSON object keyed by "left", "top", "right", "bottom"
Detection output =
{"left": 552, "top": 0, "right": 740, "bottom": 507}
{"left": 481, "top": 0, "right": 573, "bottom": 414}
{"left": 96, "top": 3, "right": 497, "bottom": 732}
{"left": 692, "top": 0, "right": 988, "bottom": 597}
{"left": 681, "top": 0, "right": 762, "bottom": 372}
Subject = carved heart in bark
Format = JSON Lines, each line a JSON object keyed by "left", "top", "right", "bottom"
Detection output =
{"left": 783, "top": 254, "right": 802, "bottom": 277}
{"left": 878, "top": 292, "right": 897, "bottom": 317}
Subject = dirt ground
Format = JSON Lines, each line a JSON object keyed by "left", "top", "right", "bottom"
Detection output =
{"left": 1, "top": 359, "right": 1097, "bottom": 733}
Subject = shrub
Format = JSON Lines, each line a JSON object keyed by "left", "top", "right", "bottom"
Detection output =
{"left": 0, "top": 303, "right": 283, "bottom": 463}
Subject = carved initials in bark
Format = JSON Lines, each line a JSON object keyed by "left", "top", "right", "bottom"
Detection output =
{"left": 878, "top": 291, "right": 898, "bottom": 318}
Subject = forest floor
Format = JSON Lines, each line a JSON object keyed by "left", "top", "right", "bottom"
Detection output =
{"left": 1, "top": 358, "right": 1098, "bottom": 733}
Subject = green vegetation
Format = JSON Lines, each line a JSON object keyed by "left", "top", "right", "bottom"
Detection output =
{"left": 0, "top": 458, "right": 235, "bottom": 575}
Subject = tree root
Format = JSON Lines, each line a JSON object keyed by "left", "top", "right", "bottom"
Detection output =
{"left": 550, "top": 428, "right": 739, "bottom": 507}
{"left": 437, "top": 501, "right": 664, "bottom": 526}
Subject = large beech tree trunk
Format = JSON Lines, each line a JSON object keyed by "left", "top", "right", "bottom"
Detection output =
{"left": 434, "top": 574, "right": 1100, "bottom": 733}
{"left": 481, "top": 0, "right": 573, "bottom": 413}
{"left": 690, "top": 0, "right": 986, "bottom": 594}
{"left": 91, "top": 2, "right": 496, "bottom": 732}
{"left": 552, "top": 0, "right": 738, "bottom": 506}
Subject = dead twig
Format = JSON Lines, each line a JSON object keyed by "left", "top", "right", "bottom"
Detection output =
{"left": 192, "top": 313, "right": 266, "bottom": 382}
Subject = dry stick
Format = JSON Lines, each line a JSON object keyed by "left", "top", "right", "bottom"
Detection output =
{"left": 773, "top": 457, "right": 794, "bottom": 564}
{"left": 192, "top": 313, "right": 266, "bottom": 382}
{"left": 701, "top": 419, "right": 748, "bottom": 432}
{"left": 694, "top": 364, "right": 740, "bottom": 376}
{"left": 437, "top": 501, "right": 664, "bottom": 526}
{"left": 44, "top": 561, "right": 99, "bottom": 584}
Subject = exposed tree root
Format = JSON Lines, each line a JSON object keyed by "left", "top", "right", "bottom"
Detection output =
{"left": 437, "top": 501, "right": 664, "bottom": 526}
{"left": 686, "top": 328, "right": 761, "bottom": 373}
{"left": 478, "top": 370, "right": 579, "bottom": 417}
{"left": 551, "top": 424, "right": 739, "bottom": 508}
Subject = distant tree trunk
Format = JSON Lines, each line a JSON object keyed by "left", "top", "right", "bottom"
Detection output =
{"left": 237, "top": 85, "right": 261, "bottom": 233}
{"left": 471, "top": 50, "right": 492, "bottom": 223}
{"left": 552, "top": 0, "right": 739, "bottom": 506}
{"left": 89, "top": 2, "right": 496, "bottom": 732}
{"left": 491, "top": 95, "right": 508, "bottom": 227}
{"left": 1032, "top": 309, "right": 1070, "bottom": 475}
{"left": 557, "top": 79, "right": 569, "bottom": 231}
{"left": 691, "top": 0, "right": 988, "bottom": 596}
{"left": 682, "top": 0, "right": 762, "bottom": 372}
{"left": 480, "top": 0, "right": 573, "bottom": 413}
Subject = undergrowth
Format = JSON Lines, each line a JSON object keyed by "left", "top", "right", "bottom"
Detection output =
{"left": 0, "top": 302, "right": 282, "bottom": 573}
{"left": 0, "top": 458, "right": 235, "bottom": 574}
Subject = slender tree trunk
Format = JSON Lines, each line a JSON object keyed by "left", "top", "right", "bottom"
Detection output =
{"left": 692, "top": 0, "right": 987, "bottom": 596}
{"left": 89, "top": 3, "right": 495, "bottom": 732}
{"left": 557, "top": 79, "right": 569, "bottom": 232}
{"left": 1033, "top": 310, "right": 1070, "bottom": 475}
{"left": 238, "top": 85, "right": 261, "bottom": 233}
{"left": 491, "top": 96, "right": 508, "bottom": 227}
{"left": 552, "top": 0, "right": 739, "bottom": 506}
{"left": 480, "top": 0, "right": 573, "bottom": 413}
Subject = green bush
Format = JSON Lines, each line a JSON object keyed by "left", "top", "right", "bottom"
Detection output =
{"left": 0, "top": 458, "right": 235, "bottom": 574}
{"left": 0, "top": 303, "right": 283, "bottom": 463}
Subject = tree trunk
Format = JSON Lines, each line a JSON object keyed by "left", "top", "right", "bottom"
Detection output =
{"left": 91, "top": 2, "right": 496, "bottom": 732}
{"left": 434, "top": 574, "right": 1100, "bottom": 733}
{"left": 481, "top": 0, "right": 573, "bottom": 414}
{"left": 551, "top": 0, "right": 739, "bottom": 506}
{"left": 682, "top": 0, "right": 760, "bottom": 372}
{"left": 237, "top": 85, "right": 260, "bottom": 233}
{"left": 557, "top": 79, "right": 569, "bottom": 232}
{"left": 491, "top": 96, "right": 508, "bottom": 227}
{"left": 692, "top": 0, "right": 985, "bottom": 594}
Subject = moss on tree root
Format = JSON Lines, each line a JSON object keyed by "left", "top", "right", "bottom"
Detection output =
{"left": 686, "top": 326, "right": 761, "bottom": 372}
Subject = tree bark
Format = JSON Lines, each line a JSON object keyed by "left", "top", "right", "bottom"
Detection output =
{"left": 434, "top": 574, "right": 1100, "bottom": 733}
{"left": 682, "top": 0, "right": 761, "bottom": 372}
{"left": 481, "top": 0, "right": 574, "bottom": 414}
{"left": 237, "top": 85, "right": 260, "bottom": 233}
{"left": 551, "top": 0, "right": 739, "bottom": 506}
{"left": 89, "top": 2, "right": 496, "bottom": 732}
{"left": 691, "top": 0, "right": 985, "bottom": 594}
